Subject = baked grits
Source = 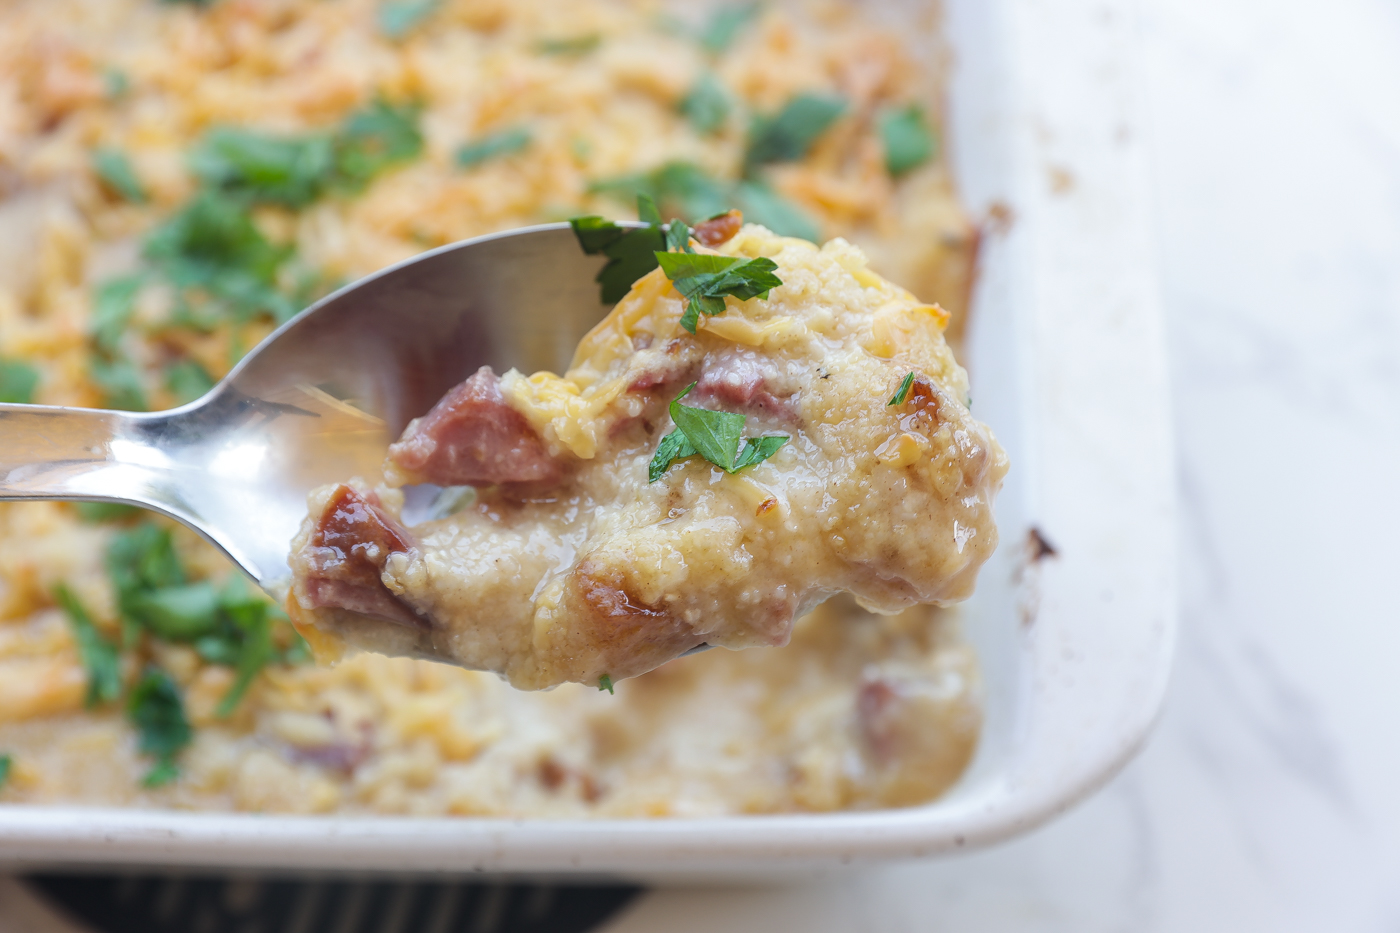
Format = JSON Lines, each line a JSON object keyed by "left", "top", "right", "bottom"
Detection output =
{"left": 289, "top": 224, "right": 1006, "bottom": 691}
{"left": 0, "top": 0, "right": 987, "bottom": 813}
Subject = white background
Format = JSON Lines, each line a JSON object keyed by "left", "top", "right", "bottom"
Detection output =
{"left": 4, "top": 0, "right": 1398, "bottom": 928}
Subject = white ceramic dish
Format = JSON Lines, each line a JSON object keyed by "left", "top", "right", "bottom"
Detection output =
{"left": 0, "top": 0, "right": 1174, "bottom": 877}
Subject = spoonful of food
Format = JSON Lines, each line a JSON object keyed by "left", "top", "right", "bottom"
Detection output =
{"left": 0, "top": 223, "right": 613, "bottom": 595}
{"left": 0, "top": 214, "right": 1007, "bottom": 691}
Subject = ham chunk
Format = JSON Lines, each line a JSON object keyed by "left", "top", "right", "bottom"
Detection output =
{"left": 297, "top": 485, "right": 424, "bottom": 629}
{"left": 388, "top": 366, "right": 564, "bottom": 488}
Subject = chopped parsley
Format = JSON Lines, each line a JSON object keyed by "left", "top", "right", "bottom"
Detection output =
{"left": 744, "top": 94, "right": 846, "bottom": 173}
{"left": 127, "top": 668, "right": 191, "bottom": 787}
{"left": 104, "top": 69, "right": 130, "bottom": 100}
{"left": 0, "top": 358, "right": 39, "bottom": 404}
{"left": 679, "top": 73, "right": 730, "bottom": 135}
{"left": 89, "top": 355, "right": 148, "bottom": 412}
{"left": 698, "top": 2, "right": 762, "bottom": 54}
{"left": 54, "top": 584, "right": 123, "bottom": 708}
{"left": 164, "top": 358, "right": 215, "bottom": 405}
{"left": 570, "top": 195, "right": 696, "bottom": 303}
{"left": 378, "top": 0, "right": 439, "bottom": 39}
{"left": 649, "top": 383, "right": 788, "bottom": 480}
{"left": 598, "top": 673, "right": 614, "bottom": 694}
{"left": 0, "top": 754, "right": 10, "bottom": 790}
{"left": 456, "top": 126, "right": 531, "bottom": 168}
{"left": 91, "top": 276, "right": 143, "bottom": 352}
{"left": 106, "top": 523, "right": 301, "bottom": 713}
{"left": 653, "top": 251, "right": 781, "bottom": 333}
{"left": 332, "top": 100, "right": 425, "bottom": 191}
{"left": 733, "top": 180, "right": 819, "bottom": 243}
{"left": 74, "top": 502, "right": 142, "bottom": 523}
{"left": 888, "top": 371, "right": 916, "bottom": 406}
{"left": 191, "top": 129, "right": 334, "bottom": 209}
{"left": 143, "top": 189, "right": 298, "bottom": 324}
{"left": 591, "top": 162, "right": 818, "bottom": 241}
{"left": 878, "top": 104, "right": 935, "bottom": 176}
{"left": 92, "top": 148, "right": 147, "bottom": 203}
{"left": 537, "top": 35, "right": 602, "bottom": 56}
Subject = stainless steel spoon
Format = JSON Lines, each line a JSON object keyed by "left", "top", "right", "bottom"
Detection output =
{"left": 0, "top": 222, "right": 621, "bottom": 598}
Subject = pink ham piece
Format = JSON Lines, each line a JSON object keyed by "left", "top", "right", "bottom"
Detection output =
{"left": 388, "top": 366, "right": 564, "bottom": 488}
{"left": 300, "top": 485, "right": 425, "bottom": 629}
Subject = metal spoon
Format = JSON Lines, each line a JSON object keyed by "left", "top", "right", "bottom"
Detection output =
{"left": 0, "top": 223, "right": 620, "bottom": 597}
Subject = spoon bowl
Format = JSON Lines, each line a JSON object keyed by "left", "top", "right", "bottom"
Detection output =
{"left": 0, "top": 223, "right": 615, "bottom": 594}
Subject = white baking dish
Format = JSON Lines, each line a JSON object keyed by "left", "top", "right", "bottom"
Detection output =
{"left": 0, "top": 0, "right": 1174, "bottom": 876}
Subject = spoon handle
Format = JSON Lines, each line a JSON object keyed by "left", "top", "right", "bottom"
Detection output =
{"left": 0, "top": 403, "right": 148, "bottom": 505}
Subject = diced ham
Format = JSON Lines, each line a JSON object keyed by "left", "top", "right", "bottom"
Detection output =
{"left": 693, "top": 209, "right": 743, "bottom": 247}
{"left": 301, "top": 485, "right": 425, "bottom": 629}
{"left": 694, "top": 349, "right": 794, "bottom": 419}
{"left": 389, "top": 366, "right": 564, "bottom": 488}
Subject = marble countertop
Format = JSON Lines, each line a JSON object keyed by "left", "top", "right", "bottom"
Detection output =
{"left": 3, "top": 0, "right": 1394, "bottom": 928}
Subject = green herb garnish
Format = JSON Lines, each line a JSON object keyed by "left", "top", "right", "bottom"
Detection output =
{"left": 653, "top": 251, "right": 781, "bottom": 334}
{"left": 332, "top": 99, "right": 425, "bottom": 192}
{"left": 699, "top": 2, "right": 761, "bottom": 54}
{"left": 190, "top": 129, "right": 334, "bottom": 209}
{"left": 164, "top": 359, "right": 215, "bottom": 405}
{"left": 92, "top": 148, "right": 147, "bottom": 203}
{"left": 74, "top": 502, "right": 142, "bottom": 523}
{"left": 570, "top": 195, "right": 698, "bottom": 303}
{"left": 598, "top": 673, "right": 614, "bottom": 694}
{"left": 104, "top": 69, "right": 130, "bottom": 100}
{"left": 91, "top": 276, "right": 143, "bottom": 352}
{"left": 127, "top": 668, "right": 191, "bottom": 787}
{"left": 878, "top": 104, "right": 935, "bottom": 176}
{"left": 456, "top": 126, "right": 531, "bottom": 168}
{"left": 143, "top": 189, "right": 297, "bottom": 324}
{"left": 89, "top": 354, "right": 148, "bottom": 412}
{"left": 744, "top": 93, "right": 846, "bottom": 173}
{"left": 0, "top": 754, "right": 10, "bottom": 790}
{"left": 378, "top": 0, "right": 439, "bottom": 38}
{"left": 649, "top": 383, "right": 788, "bottom": 480}
{"left": 0, "top": 358, "right": 40, "bottom": 404}
{"left": 590, "top": 162, "right": 731, "bottom": 226}
{"left": 679, "top": 73, "right": 730, "bottom": 135}
{"left": 537, "top": 35, "right": 601, "bottom": 55}
{"left": 733, "top": 180, "right": 819, "bottom": 242}
{"left": 888, "top": 371, "right": 915, "bottom": 406}
{"left": 55, "top": 584, "right": 123, "bottom": 708}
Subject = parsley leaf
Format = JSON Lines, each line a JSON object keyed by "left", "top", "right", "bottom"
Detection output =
{"left": 165, "top": 358, "right": 215, "bottom": 404}
{"left": 679, "top": 73, "right": 730, "bottom": 135}
{"left": 0, "top": 754, "right": 10, "bottom": 790}
{"left": 190, "top": 129, "right": 334, "bottom": 209}
{"left": 378, "top": 0, "right": 438, "bottom": 38}
{"left": 211, "top": 578, "right": 279, "bottom": 717}
{"left": 91, "top": 276, "right": 143, "bottom": 352}
{"left": 888, "top": 371, "right": 915, "bottom": 406}
{"left": 637, "top": 193, "right": 663, "bottom": 226}
{"left": 143, "top": 190, "right": 297, "bottom": 324}
{"left": 456, "top": 126, "right": 531, "bottom": 168}
{"left": 665, "top": 218, "right": 693, "bottom": 253}
{"left": 74, "top": 502, "right": 142, "bottom": 523}
{"left": 651, "top": 383, "right": 789, "bottom": 479}
{"left": 537, "top": 35, "right": 601, "bottom": 55}
{"left": 744, "top": 94, "right": 846, "bottom": 173}
{"left": 879, "top": 104, "right": 935, "bottom": 176}
{"left": 699, "top": 2, "right": 761, "bottom": 54}
{"left": 569, "top": 200, "right": 667, "bottom": 303}
{"left": 590, "top": 161, "right": 731, "bottom": 225}
{"left": 55, "top": 584, "right": 123, "bottom": 708}
{"left": 598, "top": 673, "right": 614, "bottom": 694}
{"left": 92, "top": 148, "right": 147, "bottom": 203}
{"left": 648, "top": 428, "right": 697, "bottom": 482}
{"left": 90, "top": 354, "right": 148, "bottom": 412}
{"left": 0, "top": 358, "right": 39, "bottom": 404}
{"left": 127, "top": 668, "right": 191, "bottom": 787}
{"left": 734, "top": 434, "right": 788, "bottom": 470}
{"left": 653, "top": 251, "right": 781, "bottom": 334}
{"left": 333, "top": 99, "right": 424, "bottom": 192}
{"left": 733, "top": 180, "right": 820, "bottom": 242}
{"left": 125, "top": 582, "right": 221, "bottom": 642}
